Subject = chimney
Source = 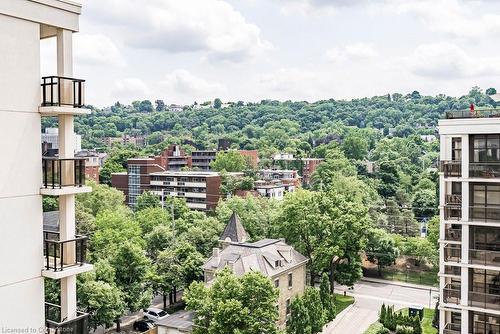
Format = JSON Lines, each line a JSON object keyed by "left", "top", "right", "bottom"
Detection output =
{"left": 213, "top": 247, "right": 220, "bottom": 259}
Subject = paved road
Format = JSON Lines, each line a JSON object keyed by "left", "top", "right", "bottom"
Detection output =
{"left": 323, "top": 279, "right": 439, "bottom": 334}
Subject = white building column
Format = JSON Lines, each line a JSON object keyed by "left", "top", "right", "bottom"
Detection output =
{"left": 461, "top": 135, "right": 469, "bottom": 179}
{"left": 461, "top": 309, "right": 469, "bottom": 334}
{"left": 57, "top": 27, "right": 77, "bottom": 320}
{"left": 459, "top": 134, "right": 469, "bottom": 334}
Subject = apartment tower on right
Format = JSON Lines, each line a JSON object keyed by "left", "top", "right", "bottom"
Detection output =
{"left": 439, "top": 109, "right": 500, "bottom": 334}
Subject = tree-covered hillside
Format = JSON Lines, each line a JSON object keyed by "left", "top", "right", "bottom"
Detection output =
{"left": 42, "top": 87, "right": 496, "bottom": 157}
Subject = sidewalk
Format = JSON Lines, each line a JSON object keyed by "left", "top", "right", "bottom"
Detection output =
{"left": 361, "top": 277, "right": 439, "bottom": 292}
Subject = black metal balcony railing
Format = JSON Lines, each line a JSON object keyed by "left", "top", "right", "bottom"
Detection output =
{"left": 444, "top": 205, "right": 462, "bottom": 221}
{"left": 445, "top": 108, "right": 500, "bottom": 119}
{"left": 469, "top": 291, "right": 500, "bottom": 311}
{"left": 469, "top": 206, "right": 500, "bottom": 222}
{"left": 45, "top": 303, "right": 89, "bottom": 334}
{"left": 470, "top": 162, "right": 500, "bottom": 178}
{"left": 443, "top": 284, "right": 461, "bottom": 304}
{"left": 43, "top": 231, "right": 88, "bottom": 271}
{"left": 41, "top": 76, "right": 85, "bottom": 108}
{"left": 443, "top": 323, "right": 461, "bottom": 334}
{"left": 445, "top": 194, "right": 462, "bottom": 205}
{"left": 42, "top": 158, "right": 86, "bottom": 189}
{"left": 440, "top": 161, "right": 462, "bottom": 177}
{"left": 444, "top": 244, "right": 461, "bottom": 263}
{"left": 444, "top": 265, "right": 461, "bottom": 276}
{"left": 444, "top": 228, "right": 462, "bottom": 242}
{"left": 469, "top": 249, "right": 500, "bottom": 267}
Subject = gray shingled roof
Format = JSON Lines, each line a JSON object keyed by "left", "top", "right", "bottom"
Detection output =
{"left": 203, "top": 239, "right": 308, "bottom": 279}
{"left": 156, "top": 310, "right": 194, "bottom": 332}
{"left": 219, "top": 212, "right": 249, "bottom": 243}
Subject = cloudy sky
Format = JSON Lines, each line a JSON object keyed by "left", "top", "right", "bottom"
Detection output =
{"left": 41, "top": 0, "right": 500, "bottom": 107}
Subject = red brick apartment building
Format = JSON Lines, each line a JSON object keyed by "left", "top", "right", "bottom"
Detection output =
{"left": 111, "top": 144, "right": 252, "bottom": 210}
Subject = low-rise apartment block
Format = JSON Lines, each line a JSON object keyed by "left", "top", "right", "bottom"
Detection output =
{"left": 254, "top": 169, "right": 299, "bottom": 200}
{"left": 162, "top": 144, "right": 192, "bottom": 171}
{"left": 75, "top": 150, "right": 100, "bottom": 183}
{"left": 112, "top": 158, "right": 165, "bottom": 208}
{"left": 272, "top": 154, "right": 323, "bottom": 186}
{"left": 150, "top": 171, "right": 241, "bottom": 211}
{"left": 192, "top": 150, "right": 217, "bottom": 170}
{"left": 438, "top": 108, "right": 500, "bottom": 334}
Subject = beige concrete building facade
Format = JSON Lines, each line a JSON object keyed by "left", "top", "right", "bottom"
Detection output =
{"left": 0, "top": 0, "right": 92, "bottom": 331}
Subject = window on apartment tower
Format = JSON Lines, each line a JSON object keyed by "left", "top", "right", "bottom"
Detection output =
{"left": 451, "top": 137, "right": 462, "bottom": 161}
{"left": 288, "top": 273, "right": 293, "bottom": 288}
{"left": 472, "top": 135, "right": 500, "bottom": 162}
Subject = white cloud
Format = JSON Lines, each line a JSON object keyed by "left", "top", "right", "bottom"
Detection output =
{"left": 258, "top": 68, "right": 325, "bottom": 101}
{"left": 389, "top": 0, "right": 500, "bottom": 39}
{"left": 84, "top": 0, "right": 271, "bottom": 62}
{"left": 408, "top": 42, "right": 500, "bottom": 79}
{"left": 112, "top": 78, "right": 150, "bottom": 101}
{"left": 326, "top": 43, "right": 378, "bottom": 62}
{"left": 161, "top": 69, "right": 225, "bottom": 96}
{"left": 75, "top": 33, "right": 125, "bottom": 66}
{"left": 159, "top": 69, "right": 226, "bottom": 103}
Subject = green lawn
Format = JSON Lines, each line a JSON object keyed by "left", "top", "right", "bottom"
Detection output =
{"left": 364, "top": 322, "right": 384, "bottom": 334}
{"left": 334, "top": 293, "right": 355, "bottom": 314}
{"left": 381, "top": 270, "right": 438, "bottom": 287}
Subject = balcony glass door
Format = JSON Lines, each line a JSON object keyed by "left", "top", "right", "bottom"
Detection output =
{"left": 471, "top": 184, "right": 500, "bottom": 222}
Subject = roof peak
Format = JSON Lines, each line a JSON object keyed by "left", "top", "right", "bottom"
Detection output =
{"left": 219, "top": 212, "right": 249, "bottom": 243}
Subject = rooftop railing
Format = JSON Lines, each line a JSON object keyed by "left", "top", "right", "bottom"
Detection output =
{"left": 41, "top": 76, "right": 85, "bottom": 108}
{"left": 42, "top": 157, "right": 86, "bottom": 189}
{"left": 440, "top": 161, "right": 462, "bottom": 177}
{"left": 45, "top": 302, "right": 89, "bottom": 334}
{"left": 43, "top": 231, "right": 88, "bottom": 271}
{"left": 470, "top": 162, "right": 500, "bottom": 178}
{"left": 445, "top": 108, "right": 500, "bottom": 119}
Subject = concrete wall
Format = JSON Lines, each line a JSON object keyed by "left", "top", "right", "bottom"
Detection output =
{"left": 0, "top": 12, "right": 45, "bottom": 330}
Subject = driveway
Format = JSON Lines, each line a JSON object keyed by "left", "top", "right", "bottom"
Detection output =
{"left": 323, "top": 278, "right": 439, "bottom": 334}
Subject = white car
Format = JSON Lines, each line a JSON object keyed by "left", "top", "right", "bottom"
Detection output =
{"left": 143, "top": 307, "right": 169, "bottom": 322}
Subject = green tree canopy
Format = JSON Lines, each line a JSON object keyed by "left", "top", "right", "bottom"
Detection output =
{"left": 185, "top": 269, "right": 279, "bottom": 334}
{"left": 211, "top": 150, "right": 248, "bottom": 172}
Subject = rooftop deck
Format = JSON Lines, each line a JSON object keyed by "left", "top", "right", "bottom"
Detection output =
{"left": 445, "top": 108, "right": 500, "bottom": 119}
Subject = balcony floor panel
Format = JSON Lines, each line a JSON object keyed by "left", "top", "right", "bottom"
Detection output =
{"left": 42, "top": 263, "right": 93, "bottom": 279}
{"left": 39, "top": 106, "right": 90, "bottom": 116}
{"left": 40, "top": 186, "right": 92, "bottom": 196}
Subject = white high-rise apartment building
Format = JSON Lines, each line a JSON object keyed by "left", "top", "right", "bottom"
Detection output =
{"left": 0, "top": 1, "right": 92, "bottom": 331}
{"left": 439, "top": 109, "right": 500, "bottom": 334}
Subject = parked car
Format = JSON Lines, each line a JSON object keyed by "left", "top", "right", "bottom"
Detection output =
{"left": 133, "top": 319, "right": 155, "bottom": 332}
{"left": 143, "top": 307, "right": 169, "bottom": 321}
